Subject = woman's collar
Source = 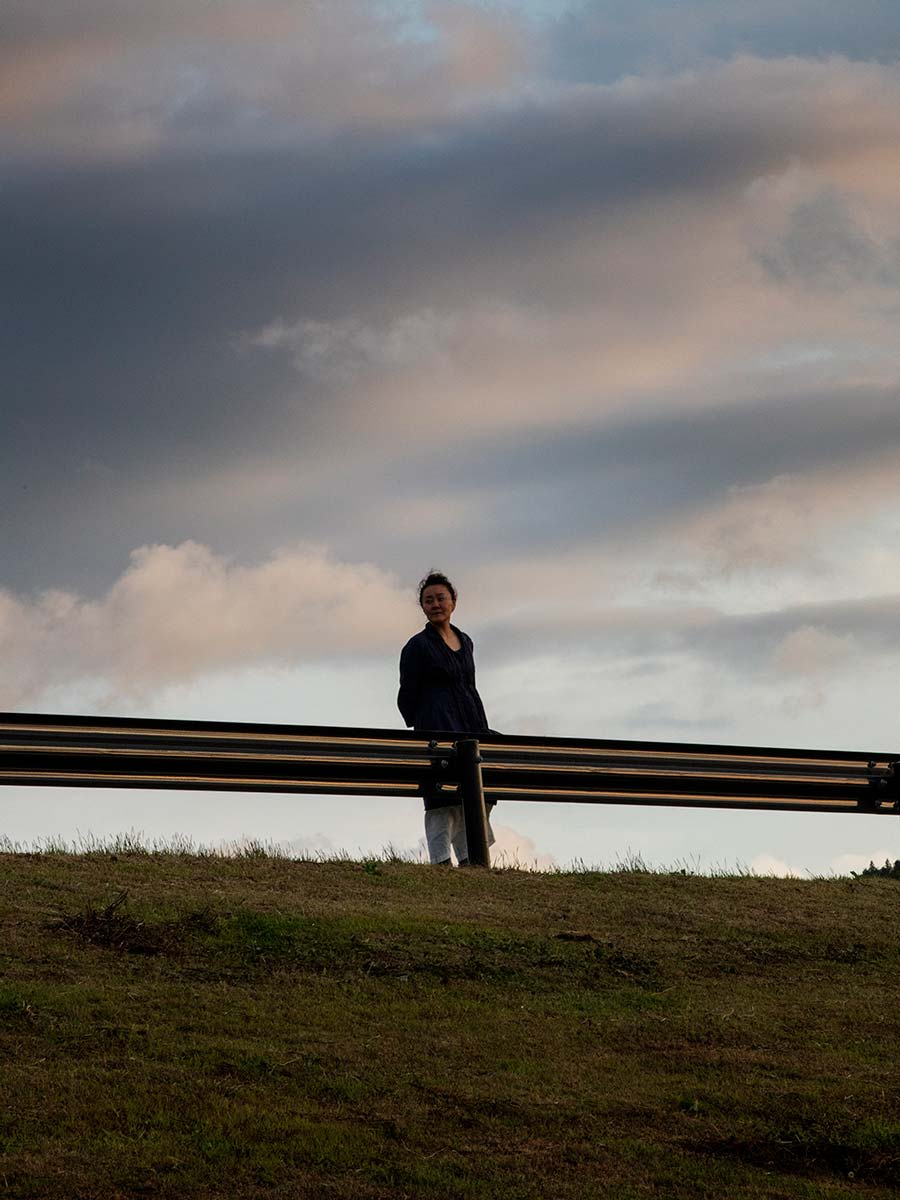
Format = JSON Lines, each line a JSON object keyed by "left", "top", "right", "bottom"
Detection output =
{"left": 424, "top": 621, "right": 459, "bottom": 639}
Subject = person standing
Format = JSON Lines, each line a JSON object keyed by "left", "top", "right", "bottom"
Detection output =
{"left": 397, "top": 570, "right": 495, "bottom": 865}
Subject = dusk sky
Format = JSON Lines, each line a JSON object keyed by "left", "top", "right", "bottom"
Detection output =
{"left": 4, "top": 1, "right": 900, "bottom": 873}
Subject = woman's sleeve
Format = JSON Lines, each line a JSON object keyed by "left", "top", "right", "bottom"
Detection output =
{"left": 397, "top": 640, "right": 422, "bottom": 728}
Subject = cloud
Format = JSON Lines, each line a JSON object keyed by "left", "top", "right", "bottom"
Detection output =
{"left": 0, "top": 1, "right": 529, "bottom": 158}
{"left": 223, "top": 58, "right": 900, "bottom": 460}
{"left": 756, "top": 186, "right": 900, "bottom": 292}
{"left": 831, "top": 849, "right": 898, "bottom": 875}
{"left": 0, "top": 542, "right": 411, "bottom": 708}
{"left": 6, "top": 56, "right": 900, "bottom": 490}
{"left": 748, "top": 853, "right": 808, "bottom": 877}
{"left": 772, "top": 626, "right": 856, "bottom": 677}
{"left": 465, "top": 560, "right": 900, "bottom": 717}
{"left": 549, "top": 2, "right": 900, "bottom": 84}
{"left": 662, "top": 449, "right": 900, "bottom": 581}
{"left": 770, "top": 625, "right": 858, "bottom": 712}
{"left": 690, "top": 594, "right": 900, "bottom": 671}
{"left": 490, "top": 824, "right": 558, "bottom": 871}
{"left": 246, "top": 310, "right": 461, "bottom": 385}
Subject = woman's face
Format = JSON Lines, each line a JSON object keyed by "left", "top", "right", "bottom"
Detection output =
{"left": 421, "top": 585, "right": 456, "bottom": 624}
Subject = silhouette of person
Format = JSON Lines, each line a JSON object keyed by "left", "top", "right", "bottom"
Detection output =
{"left": 398, "top": 570, "right": 495, "bottom": 865}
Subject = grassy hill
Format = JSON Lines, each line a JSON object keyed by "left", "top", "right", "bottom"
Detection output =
{"left": 1, "top": 849, "right": 899, "bottom": 1199}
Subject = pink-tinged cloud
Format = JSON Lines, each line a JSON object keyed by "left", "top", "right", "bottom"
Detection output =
{"left": 0, "top": 542, "right": 412, "bottom": 708}
{"left": 1, "top": 0, "right": 529, "bottom": 156}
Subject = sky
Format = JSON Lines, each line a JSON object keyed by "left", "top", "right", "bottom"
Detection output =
{"left": 3, "top": 0, "right": 900, "bottom": 873}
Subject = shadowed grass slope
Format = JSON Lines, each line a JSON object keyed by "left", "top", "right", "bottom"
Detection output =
{"left": 1, "top": 851, "right": 899, "bottom": 1199}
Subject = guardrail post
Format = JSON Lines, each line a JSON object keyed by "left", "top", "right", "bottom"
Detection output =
{"left": 456, "top": 738, "right": 490, "bottom": 868}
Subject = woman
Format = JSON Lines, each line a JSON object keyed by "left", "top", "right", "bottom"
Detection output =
{"left": 397, "top": 570, "right": 495, "bottom": 866}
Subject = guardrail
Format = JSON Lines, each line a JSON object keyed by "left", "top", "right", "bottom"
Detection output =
{"left": 2, "top": 712, "right": 898, "bottom": 867}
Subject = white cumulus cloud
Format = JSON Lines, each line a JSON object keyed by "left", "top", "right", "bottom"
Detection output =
{"left": 0, "top": 541, "right": 411, "bottom": 708}
{"left": 748, "top": 852, "right": 808, "bottom": 877}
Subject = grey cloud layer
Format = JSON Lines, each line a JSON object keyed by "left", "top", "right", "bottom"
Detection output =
{"left": 6, "top": 54, "right": 900, "bottom": 591}
{"left": 481, "top": 591, "right": 900, "bottom": 691}
{"left": 1, "top": 1, "right": 527, "bottom": 156}
{"left": 549, "top": 1, "right": 900, "bottom": 83}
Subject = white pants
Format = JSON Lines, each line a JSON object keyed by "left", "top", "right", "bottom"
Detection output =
{"left": 424, "top": 804, "right": 496, "bottom": 865}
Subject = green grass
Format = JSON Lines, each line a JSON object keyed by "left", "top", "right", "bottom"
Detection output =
{"left": 1, "top": 849, "right": 899, "bottom": 1198}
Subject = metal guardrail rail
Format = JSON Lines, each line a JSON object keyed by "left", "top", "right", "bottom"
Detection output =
{"left": 1, "top": 711, "right": 899, "bottom": 817}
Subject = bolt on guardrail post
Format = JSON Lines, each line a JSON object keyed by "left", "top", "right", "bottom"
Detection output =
{"left": 456, "top": 738, "right": 490, "bottom": 868}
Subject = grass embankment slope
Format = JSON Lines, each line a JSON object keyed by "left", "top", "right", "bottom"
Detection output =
{"left": 1, "top": 853, "right": 899, "bottom": 1200}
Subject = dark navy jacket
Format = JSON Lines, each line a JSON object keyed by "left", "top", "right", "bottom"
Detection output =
{"left": 397, "top": 622, "right": 489, "bottom": 735}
